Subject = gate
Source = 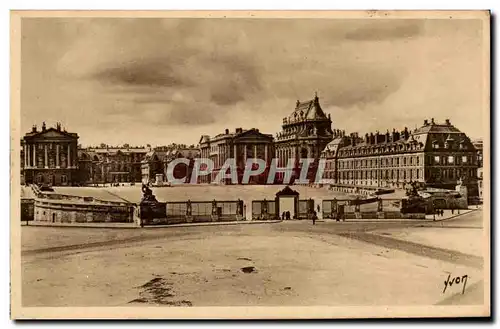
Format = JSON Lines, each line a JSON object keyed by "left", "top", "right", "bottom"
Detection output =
{"left": 252, "top": 199, "right": 277, "bottom": 220}
{"left": 322, "top": 199, "right": 351, "bottom": 220}
{"left": 298, "top": 199, "right": 315, "bottom": 219}
{"left": 142, "top": 199, "right": 244, "bottom": 225}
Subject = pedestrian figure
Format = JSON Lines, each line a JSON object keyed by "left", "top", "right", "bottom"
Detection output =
{"left": 286, "top": 211, "right": 291, "bottom": 220}
{"left": 451, "top": 209, "right": 454, "bottom": 214}
{"left": 441, "top": 209, "right": 444, "bottom": 217}
{"left": 312, "top": 211, "right": 317, "bottom": 225}
{"left": 282, "top": 211, "right": 286, "bottom": 220}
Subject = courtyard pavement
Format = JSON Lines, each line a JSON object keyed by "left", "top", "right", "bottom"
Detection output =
{"left": 20, "top": 210, "right": 486, "bottom": 308}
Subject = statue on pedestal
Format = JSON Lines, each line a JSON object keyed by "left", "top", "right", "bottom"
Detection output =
{"left": 141, "top": 183, "right": 158, "bottom": 203}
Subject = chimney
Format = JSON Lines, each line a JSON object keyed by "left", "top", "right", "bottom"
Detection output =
{"left": 42, "top": 122, "right": 46, "bottom": 132}
{"left": 56, "top": 122, "right": 61, "bottom": 131}
{"left": 342, "top": 130, "right": 346, "bottom": 137}
{"left": 370, "top": 132, "right": 375, "bottom": 144}
{"left": 431, "top": 118, "right": 435, "bottom": 125}
{"left": 365, "top": 133, "right": 369, "bottom": 144}
{"left": 225, "top": 128, "right": 229, "bottom": 134}
{"left": 296, "top": 100, "right": 300, "bottom": 108}
{"left": 445, "top": 119, "right": 450, "bottom": 125}
{"left": 385, "top": 130, "right": 390, "bottom": 143}
{"left": 374, "top": 131, "right": 380, "bottom": 144}
{"left": 235, "top": 128, "right": 243, "bottom": 134}
{"left": 424, "top": 119, "right": 429, "bottom": 126}
{"left": 32, "top": 125, "right": 37, "bottom": 133}
{"left": 404, "top": 127, "right": 409, "bottom": 140}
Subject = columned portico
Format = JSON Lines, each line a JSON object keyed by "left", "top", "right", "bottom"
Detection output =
{"left": 21, "top": 122, "right": 79, "bottom": 186}
{"left": 68, "top": 144, "right": 72, "bottom": 168}
{"left": 56, "top": 144, "right": 60, "bottom": 168}
{"left": 44, "top": 144, "right": 48, "bottom": 168}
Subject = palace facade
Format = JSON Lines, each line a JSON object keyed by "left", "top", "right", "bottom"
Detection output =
{"left": 22, "top": 96, "right": 480, "bottom": 200}
{"left": 322, "top": 118, "right": 479, "bottom": 198}
{"left": 78, "top": 146, "right": 148, "bottom": 184}
{"left": 21, "top": 122, "right": 79, "bottom": 186}
{"left": 275, "top": 93, "right": 334, "bottom": 183}
{"left": 199, "top": 128, "right": 274, "bottom": 184}
{"left": 141, "top": 146, "right": 200, "bottom": 184}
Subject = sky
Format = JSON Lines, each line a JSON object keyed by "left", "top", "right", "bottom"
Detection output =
{"left": 20, "top": 17, "right": 486, "bottom": 147}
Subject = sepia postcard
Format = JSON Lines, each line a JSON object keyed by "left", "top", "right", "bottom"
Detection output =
{"left": 10, "top": 10, "right": 490, "bottom": 319}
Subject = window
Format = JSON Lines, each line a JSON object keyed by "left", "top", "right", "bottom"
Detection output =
{"left": 448, "top": 156, "right": 454, "bottom": 164}
{"left": 61, "top": 175, "right": 67, "bottom": 184}
{"left": 434, "top": 156, "right": 440, "bottom": 164}
{"left": 462, "top": 156, "right": 468, "bottom": 163}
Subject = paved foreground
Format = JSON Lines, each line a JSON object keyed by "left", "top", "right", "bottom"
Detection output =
{"left": 21, "top": 210, "right": 486, "bottom": 307}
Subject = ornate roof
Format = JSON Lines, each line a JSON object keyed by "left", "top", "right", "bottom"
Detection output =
{"left": 286, "top": 93, "right": 329, "bottom": 124}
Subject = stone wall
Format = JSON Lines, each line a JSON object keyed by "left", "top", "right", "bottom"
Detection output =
{"left": 34, "top": 199, "right": 134, "bottom": 223}
{"left": 32, "top": 188, "right": 134, "bottom": 223}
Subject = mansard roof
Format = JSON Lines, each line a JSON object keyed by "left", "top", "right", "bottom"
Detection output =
{"left": 336, "top": 119, "right": 475, "bottom": 158}
{"left": 413, "top": 122, "right": 462, "bottom": 135}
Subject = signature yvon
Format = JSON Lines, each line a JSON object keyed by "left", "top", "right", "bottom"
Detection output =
{"left": 443, "top": 274, "right": 468, "bottom": 295}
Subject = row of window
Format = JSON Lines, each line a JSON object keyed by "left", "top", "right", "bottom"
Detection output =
{"left": 432, "top": 142, "right": 466, "bottom": 150}
{"left": 431, "top": 155, "right": 474, "bottom": 165}
{"left": 338, "top": 142, "right": 423, "bottom": 157}
{"left": 338, "top": 155, "right": 423, "bottom": 169}
{"left": 338, "top": 169, "right": 422, "bottom": 181}
{"left": 333, "top": 167, "right": 477, "bottom": 181}
{"left": 35, "top": 174, "right": 67, "bottom": 184}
